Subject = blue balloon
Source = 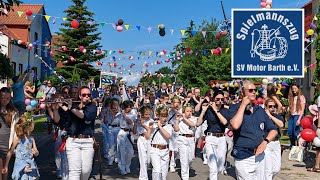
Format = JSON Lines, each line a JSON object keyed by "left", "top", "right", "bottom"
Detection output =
{"left": 30, "top": 100, "right": 38, "bottom": 107}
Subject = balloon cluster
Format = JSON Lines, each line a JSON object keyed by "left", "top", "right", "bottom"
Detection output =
{"left": 25, "top": 99, "right": 45, "bottom": 111}
{"left": 300, "top": 115, "right": 317, "bottom": 142}
{"left": 260, "top": 0, "right": 272, "bottom": 9}
{"left": 116, "top": 19, "right": 124, "bottom": 32}
{"left": 208, "top": 80, "right": 240, "bottom": 89}
{"left": 159, "top": 24, "right": 165, "bottom": 37}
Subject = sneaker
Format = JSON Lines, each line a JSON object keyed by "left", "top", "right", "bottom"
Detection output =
{"left": 126, "top": 167, "right": 131, "bottom": 174}
{"left": 222, "top": 169, "right": 228, "bottom": 175}
{"left": 120, "top": 170, "right": 127, "bottom": 175}
{"left": 203, "top": 160, "right": 207, "bottom": 165}
{"left": 169, "top": 167, "right": 176, "bottom": 173}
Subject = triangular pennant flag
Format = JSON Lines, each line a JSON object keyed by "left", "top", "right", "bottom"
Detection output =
{"left": 195, "top": 50, "right": 198, "bottom": 55}
{"left": 202, "top": 31, "right": 206, "bottom": 38}
{"left": 191, "top": 30, "right": 196, "bottom": 37}
{"left": 304, "top": 67, "right": 307, "bottom": 73}
{"left": 147, "top": 27, "right": 152, "bottom": 33}
{"left": 304, "top": 48, "right": 309, "bottom": 52}
{"left": 212, "top": 31, "right": 216, "bottom": 37}
{"left": 180, "top": 30, "right": 186, "bottom": 36}
{"left": 53, "top": 17, "right": 56, "bottom": 24}
{"left": 149, "top": 51, "right": 152, "bottom": 56}
{"left": 170, "top": 29, "right": 174, "bottom": 35}
{"left": 203, "top": 50, "right": 207, "bottom": 55}
{"left": 100, "top": 22, "right": 105, "bottom": 27}
{"left": 136, "top": 25, "right": 141, "bottom": 31}
{"left": 45, "top": 15, "right": 51, "bottom": 22}
{"left": 211, "top": 49, "right": 214, "bottom": 55}
{"left": 314, "top": 15, "right": 318, "bottom": 21}
{"left": 17, "top": 11, "right": 24, "bottom": 17}
{"left": 62, "top": 18, "right": 67, "bottom": 21}
{"left": 87, "top": 21, "right": 93, "bottom": 26}
{"left": 124, "top": 24, "right": 129, "bottom": 30}
{"left": 225, "top": 48, "right": 229, "bottom": 53}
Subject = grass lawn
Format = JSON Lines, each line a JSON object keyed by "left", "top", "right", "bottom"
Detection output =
{"left": 33, "top": 116, "right": 48, "bottom": 133}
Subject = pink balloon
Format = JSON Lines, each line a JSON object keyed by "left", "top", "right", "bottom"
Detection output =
{"left": 117, "top": 26, "right": 123, "bottom": 32}
{"left": 260, "top": 2, "right": 267, "bottom": 8}
{"left": 25, "top": 99, "right": 31, "bottom": 105}
{"left": 79, "top": 46, "right": 85, "bottom": 51}
{"left": 261, "top": 0, "right": 266, "bottom": 2}
{"left": 40, "top": 103, "right": 46, "bottom": 109}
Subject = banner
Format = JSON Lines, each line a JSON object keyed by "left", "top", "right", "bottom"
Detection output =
{"left": 232, "top": 9, "right": 304, "bottom": 78}
{"left": 100, "top": 72, "right": 117, "bottom": 86}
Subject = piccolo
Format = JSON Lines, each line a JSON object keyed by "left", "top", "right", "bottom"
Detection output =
{"left": 45, "top": 99, "right": 81, "bottom": 104}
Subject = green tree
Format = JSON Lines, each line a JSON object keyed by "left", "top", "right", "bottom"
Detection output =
{"left": 0, "top": 0, "right": 22, "bottom": 16}
{"left": 315, "top": 9, "right": 320, "bottom": 100}
{"left": 139, "top": 67, "right": 175, "bottom": 87}
{"left": 172, "top": 19, "right": 231, "bottom": 93}
{"left": 0, "top": 52, "right": 13, "bottom": 79}
{"left": 53, "top": 0, "right": 104, "bottom": 84}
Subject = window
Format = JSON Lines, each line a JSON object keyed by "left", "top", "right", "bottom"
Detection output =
{"left": 11, "top": 62, "right": 16, "bottom": 76}
{"left": 18, "top": 64, "right": 23, "bottom": 75}
{"left": 34, "top": 32, "right": 38, "bottom": 55}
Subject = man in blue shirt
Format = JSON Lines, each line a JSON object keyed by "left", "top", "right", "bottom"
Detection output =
{"left": 11, "top": 70, "right": 31, "bottom": 115}
{"left": 230, "top": 80, "right": 278, "bottom": 180}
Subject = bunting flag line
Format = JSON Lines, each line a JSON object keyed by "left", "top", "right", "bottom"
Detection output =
{"left": 180, "top": 30, "right": 186, "bottom": 36}
{"left": 45, "top": 15, "right": 51, "bottom": 22}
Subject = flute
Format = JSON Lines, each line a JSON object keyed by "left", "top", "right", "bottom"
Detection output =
{"left": 45, "top": 99, "right": 81, "bottom": 104}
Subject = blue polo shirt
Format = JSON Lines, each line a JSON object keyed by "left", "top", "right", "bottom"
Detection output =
{"left": 229, "top": 103, "right": 277, "bottom": 159}
{"left": 56, "top": 107, "right": 72, "bottom": 130}
{"left": 68, "top": 103, "right": 97, "bottom": 136}
{"left": 269, "top": 113, "right": 284, "bottom": 139}
{"left": 203, "top": 107, "right": 230, "bottom": 134}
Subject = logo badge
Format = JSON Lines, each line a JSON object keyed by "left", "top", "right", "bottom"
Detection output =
{"left": 232, "top": 9, "right": 304, "bottom": 78}
{"left": 260, "top": 122, "right": 265, "bottom": 130}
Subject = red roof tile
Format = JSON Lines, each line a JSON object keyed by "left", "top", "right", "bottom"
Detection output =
{"left": 0, "top": 25, "right": 20, "bottom": 39}
{"left": 0, "top": 4, "right": 43, "bottom": 25}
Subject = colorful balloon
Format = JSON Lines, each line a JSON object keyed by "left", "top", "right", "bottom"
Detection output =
{"left": 307, "top": 29, "right": 314, "bottom": 36}
{"left": 71, "top": 20, "right": 80, "bottom": 29}
{"left": 30, "top": 100, "right": 37, "bottom": 107}
{"left": 40, "top": 103, "right": 46, "bottom": 109}
{"left": 26, "top": 105, "right": 33, "bottom": 111}
{"left": 25, "top": 99, "right": 31, "bottom": 105}
{"left": 25, "top": 10, "right": 33, "bottom": 16}
{"left": 118, "top": 19, "right": 124, "bottom": 26}
{"left": 301, "top": 129, "right": 316, "bottom": 142}
{"left": 117, "top": 26, "right": 124, "bottom": 32}
{"left": 301, "top": 115, "right": 313, "bottom": 129}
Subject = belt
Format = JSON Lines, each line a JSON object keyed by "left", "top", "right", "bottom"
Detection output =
{"left": 121, "top": 128, "right": 130, "bottom": 132}
{"left": 151, "top": 144, "right": 169, "bottom": 150}
{"left": 69, "top": 134, "right": 93, "bottom": 139}
{"left": 109, "top": 124, "right": 119, "bottom": 127}
{"left": 206, "top": 132, "right": 224, "bottom": 137}
{"left": 180, "top": 134, "right": 194, "bottom": 138}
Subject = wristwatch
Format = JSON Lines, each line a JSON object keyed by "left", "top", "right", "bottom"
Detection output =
{"left": 264, "top": 138, "right": 270, "bottom": 143}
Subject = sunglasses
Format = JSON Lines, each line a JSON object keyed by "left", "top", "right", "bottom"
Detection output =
{"left": 215, "top": 98, "right": 224, "bottom": 101}
{"left": 63, "top": 91, "right": 69, "bottom": 94}
{"left": 81, "top": 93, "right": 91, "bottom": 97}
{"left": 246, "top": 89, "right": 257, "bottom": 93}
{"left": 268, "top": 105, "right": 275, "bottom": 108}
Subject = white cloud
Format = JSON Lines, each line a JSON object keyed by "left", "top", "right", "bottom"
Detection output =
{"left": 121, "top": 75, "right": 140, "bottom": 86}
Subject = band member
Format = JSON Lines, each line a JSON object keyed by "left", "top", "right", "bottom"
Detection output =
{"left": 117, "top": 100, "right": 137, "bottom": 175}
{"left": 106, "top": 99, "right": 122, "bottom": 166}
{"left": 47, "top": 86, "right": 72, "bottom": 179}
{"left": 150, "top": 104, "right": 173, "bottom": 180}
{"left": 174, "top": 103, "right": 198, "bottom": 180}
{"left": 100, "top": 98, "right": 112, "bottom": 159}
{"left": 168, "top": 96, "right": 182, "bottom": 173}
{"left": 264, "top": 99, "right": 284, "bottom": 179}
{"left": 51, "top": 86, "right": 97, "bottom": 180}
{"left": 230, "top": 81, "right": 277, "bottom": 180}
{"left": 197, "top": 90, "right": 229, "bottom": 180}
{"left": 133, "top": 105, "right": 153, "bottom": 180}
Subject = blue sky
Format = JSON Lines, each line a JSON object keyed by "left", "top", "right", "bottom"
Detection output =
{"left": 27, "top": 0, "right": 310, "bottom": 85}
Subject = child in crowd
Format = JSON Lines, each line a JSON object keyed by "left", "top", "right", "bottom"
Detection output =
{"left": 2, "top": 114, "right": 40, "bottom": 180}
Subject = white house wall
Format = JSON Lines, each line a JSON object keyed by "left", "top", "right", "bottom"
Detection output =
{"left": 0, "top": 34, "right": 9, "bottom": 56}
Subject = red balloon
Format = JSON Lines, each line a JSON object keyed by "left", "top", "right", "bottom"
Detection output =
{"left": 71, "top": 20, "right": 80, "bottom": 29}
{"left": 257, "top": 97, "right": 264, "bottom": 104}
{"left": 216, "top": 32, "right": 221, "bottom": 39}
{"left": 213, "top": 49, "right": 219, "bottom": 55}
{"left": 25, "top": 10, "right": 33, "bottom": 16}
{"left": 301, "top": 115, "right": 313, "bottom": 129}
{"left": 301, "top": 129, "right": 316, "bottom": 142}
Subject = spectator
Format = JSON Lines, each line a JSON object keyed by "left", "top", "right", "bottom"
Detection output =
{"left": 24, "top": 81, "right": 35, "bottom": 99}
{"left": 45, "top": 80, "right": 56, "bottom": 100}
{"left": 11, "top": 70, "right": 31, "bottom": 115}
{"left": 156, "top": 82, "right": 168, "bottom": 98}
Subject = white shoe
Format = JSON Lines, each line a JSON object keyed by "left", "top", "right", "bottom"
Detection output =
{"left": 169, "top": 167, "right": 176, "bottom": 173}
{"left": 203, "top": 160, "right": 207, "bottom": 165}
{"left": 222, "top": 169, "right": 228, "bottom": 175}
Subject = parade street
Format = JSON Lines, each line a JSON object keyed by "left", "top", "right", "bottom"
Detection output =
{"left": 34, "top": 119, "right": 319, "bottom": 180}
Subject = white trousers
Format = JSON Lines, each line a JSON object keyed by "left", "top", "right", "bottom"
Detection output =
{"left": 150, "top": 147, "right": 170, "bottom": 180}
{"left": 107, "top": 127, "right": 120, "bottom": 163}
{"left": 54, "top": 130, "right": 62, "bottom": 172}
{"left": 137, "top": 136, "right": 151, "bottom": 180}
{"left": 205, "top": 136, "right": 227, "bottom": 180}
{"left": 265, "top": 140, "right": 281, "bottom": 180}
{"left": 235, "top": 153, "right": 266, "bottom": 180}
{"left": 57, "top": 130, "right": 69, "bottom": 180}
{"left": 117, "top": 129, "right": 134, "bottom": 172}
{"left": 66, "top": 137, "right": 95, "bottom": 180}
{"left": 177, "top": 136, "right": 195, "bottom": 180}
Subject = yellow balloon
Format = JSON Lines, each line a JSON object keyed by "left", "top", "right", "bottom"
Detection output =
{"left": 234, "top": 83, "right": 239, "bottom": 87}
{"left": 304, "top": 67, "right": 307, "bottom": 73}
{"left": 307, "top": 29, "right": 314, "bottom": 36}
{"left": 224, "top": 82, "right": 229, "bottom": 87}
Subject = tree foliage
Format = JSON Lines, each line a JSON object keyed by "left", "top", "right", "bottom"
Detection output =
{"left": 139, "top": 66, "right": 176, "bottom": 87}
{"left": 315, "top": 9, "right": 320, "bottom": 100}
{"left": 0, "top": 52, "right": 13, "bottom": 79}
{"left": 172, "top": 19, "right": 231, "bottom": 93}
{"left": 53, "top": 0, "right": 103, "bottom": 84}
{"left": 0, "top": 0, "right": 22, "bottom": 16}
